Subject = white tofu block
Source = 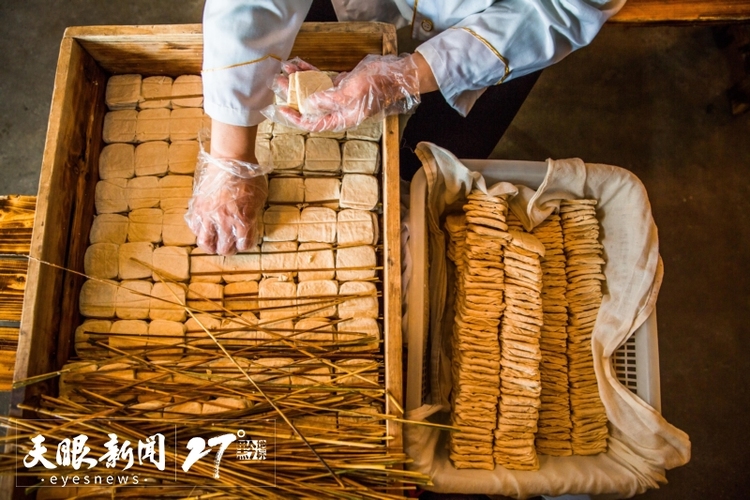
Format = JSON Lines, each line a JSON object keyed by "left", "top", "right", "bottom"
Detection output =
{"left": 219, "top": 312, "right": 260, "bottom": 345}
{"left": 152, "top": 246, "right": 190, "bottom": 282}
{"left": 168, "top": 141, "right": 199, "bottom": 174}
{"left": 150, "top": 282, "right": 188, "bottom": 322}
{"left": 140, "top": 76, "right": 173, "bottom": 109}
{"left": 128, "top": 208, "right": 163, "bottom": 243}
{"left": 273, "top": 122, "right": 306, "bottom": 135}
{"left": 337, "top": 209, "right": 379, "bottom": 245}
{"left": 305, "top": 137, "right": 341, "bottom": 172}
{"left": 79, "top": 279, "right": 118, "bottom": 318}
{"left": 263, "top": 205, "right": 300, "bottom": 242}
{"left": 119, "top": 242, "right": 154, "bottom": 280}
{"left": 246, "top": 357, "right": 294, "bottom": 385}
{"left": 99, "top": 143, "right": 135, "bottom": 179}
{"left": 304, "top": 178, "right": 340, "bottom": 208}
{"left": 297, "top": 279, "right": 338, "bottom": 317}
{"left": 337, "top": 281, "right": 379, "bottom": 319}
{"left": 202, "top": 397, "right": 249, "bottom": 414}
{"left": 75, "top": 319, "right": 112, "bottom": 357}
{"left": 95, "top": 178, "right": 128, "bottom": 214}
{"left": 134, "top": 141, "right": 169, "bottom": 177}
{"left": 223, "top": 251, "right": 261, "bottom": 282}
{"left": 293, "top": 71, "right": 333, "bottom": 114}
{"left": 115, "top": 280, "right": 153, "bottom": 320}
{"left": 255, "top": 137, "right": 271, "bottom": 167}
{"left": 309, "top": 129, "right": 345, "bottom": 139}
{"left": 103, "top": 110, "right": 138, "bottom": 143}
{"left": 105, "top": 74, "right": 141, "bottom": 110}
{"left": 83, "top": 242, "right": 119, "bottom": 279}
{"left": 346, "top": 118, "right": 383, "bottom": 142}
{"left": 294, "top": 318, "right": 336, "bottom": 345}
{"left": 147, "top": 320, "right": 185, "bottom": 360}
{"left": 224, "top": 281, "right": 259, "bottom": 312}
{"left": 136, "top": 108, "right": 171, "bottom": 142}
{"left": 171, "top": 75, "right": 203, "bottom": 108}
{"left": 261, "top": 241, "right": 297, "bottom": 280}
{"left": 299, "top": 207, "right": 336, "bottom": 243}
{"left": 342, "top": 140, "right": 380, "bottom": 174}
{"left": 187, "top": 282, "right": 224, "bottom": 312}
{"left": 335, "top": 358, "right": 379, "bottom": 393}
{"left": 268, "top": 177, "right": 305, "bottom": 204}
{"left": 162, "top": 208, "right": 196, "bottom": 246}
{"left": 289, "top": 359, "right": 333, "bottom": 388}
{"left": 127, "top": 176, "right": 160, "bottom": 210}
{"left": 159, "top": 175, "right": 193, "bottom": 211}
{"left": 340, "top": 174, "right": 379, "bottom": 210}
{"left": 90, "top": 214, "right": 129, "bottom": 245}
{"left": 336, "top": 245, "right": 376, "bottom": 281}
{"left": 258, "top": 278, "right": 297, "bottom": 321}
{"left": 338, "top": 317, "right": 381, "bottom": 351}
{"left": 110, "top": 320, "right": 149, "bottom": 352}
{"left": 190, "top": 252, "right": 224, "bottom": 283}
{"left": 271, "top": 135, "right": 305, "bottom": 170}
{"left": 297, "top": 242, "right": 335, "bottom": 281}
{"left": 257, "top": 119, "right": 274, "bottom": 138}
{"left": 170, "top": 108, "right": 203, "bottom": 141}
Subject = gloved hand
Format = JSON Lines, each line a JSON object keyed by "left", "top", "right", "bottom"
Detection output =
{"left": 185, "top": 148, "right": 272, "bottom": 256}
{"left": 263, "top": 54, "right": 421, "bottom": 132}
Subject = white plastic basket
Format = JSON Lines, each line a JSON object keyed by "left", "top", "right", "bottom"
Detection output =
{"left": 405, "top": 160, "right": 661, "bottom": 414}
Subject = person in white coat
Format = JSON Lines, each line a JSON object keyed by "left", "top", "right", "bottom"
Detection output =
{"left": 188, "top": 0, "right": 626, "bottom": 255}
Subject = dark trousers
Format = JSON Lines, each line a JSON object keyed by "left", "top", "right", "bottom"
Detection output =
{"left": 306, "top": 1, "right": 540, "bottom": 180}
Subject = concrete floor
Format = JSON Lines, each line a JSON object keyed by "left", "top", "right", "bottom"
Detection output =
{"left": 1, "top": 1, "right": 749, "bottom": 499}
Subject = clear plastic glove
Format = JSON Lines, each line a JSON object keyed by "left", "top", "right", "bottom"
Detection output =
{"left": 262, "top": 54, "right": 421, "bottom": 132}
{"left": 185, "top": 148, "right": 272, "bottom": 256}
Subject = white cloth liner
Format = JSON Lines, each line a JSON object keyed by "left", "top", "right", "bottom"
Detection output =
{"left": 403, "top": 142, "right": 690, "bottom": 498}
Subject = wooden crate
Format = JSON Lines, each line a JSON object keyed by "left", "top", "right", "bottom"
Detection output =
{"left": 13, "top": 21, "right": 402, "bottom": 455}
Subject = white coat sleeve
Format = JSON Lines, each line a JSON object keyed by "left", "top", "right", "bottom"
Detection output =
{"left": 202, "top": 0, "right": 312, "bottom": 127}
{"left": 415, "top": 0, "right": 626, "bottom": 117}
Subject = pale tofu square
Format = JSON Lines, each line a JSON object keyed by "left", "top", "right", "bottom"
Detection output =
{"left": 128, "top": 208, "right": 163, "bottom": 243}
{"left": 159, "top": 175, "right": 193, "bottom": 211}
{"left": 119, "top": 242, "right": 154, "bottom": 280}
{"left": 110, "top": 320, "right": 149, "bottom": 352}
{"left": 99, "top": 143, "right": 135, "bottom": 179}
{"left": 268, "top": 177, "right": 305, "bottom": 204}
{"left": 90, "top": 214, "right": 129, "bottom": 245}
{"left": 136, "top": 108, "right": 171, "bottom": 143}
{"left": 299, "top": 207, "right": 336, "bottom": 243}
{"left": 95, "top": 178, "right": 128, "bottom": 214}
{"left": 258, "top": 278, "right": 297, "bottom": 321}
{"left": 263, "top": 205, "right": 300, "bottom": 242}
{"left": 147, "top": 319, "right": 186, "bottom": 360}
{"left": 337, "top": 209, "right": 379, "bottom": 245}
{"left": 190, "top": 252, "right": 225, "bottom": 283}
{"left": 309, "top": 129, "right": 345, "bottom": 139}
{"left": 305, "top": 137, "right": 341, "bottom": 172}
{"left": 297, "top": 242, "right": 335, "bottom": 281}
{"left": 103, "top": 110, "right": 138, "bottom": 143}
{"left": 273, "top": 122, "right": 307, "bottom": 135}
{"left": 79, "top": 279, "right": 118, "bottom": 318}
{"left": 134, "top": 141, "right": 169, "bottom": 176}
{"left": 139, "top": 76, "right": 173, "bottom": 109}
{"left": 152, "top": 246, "right": 190, "bottom": 282}
{"left": 150, "top": 282, "right": 188, "bottom": 322}
{"left": 255, "top": 138, "right": 271, "bottom": 167}
{"left": 115, "top": 280, "right": 153, "bottom": 320}
{"left": 336, "top": 245, "right": 376, "bottom": 281}
{"left": 289, "top": 359, "right": 333, "bottom": 388}
{"left": 185, "top": 313, "right": 222, "bottom": 334}
{"left": 171, "top": 75, "right": 203, "bottom": 108}
{"left": 84, "top": 242, "right": 119, "bottom": 279}
{"left": 170, "top": 108, "right": 203, "bottom": 141}
{"left": 297, "top": 279, "right": 338, "bottom": 317}
{"left": 346, "top": 118, "right": 382, "bottom": 142}
{"left": 304, "top": 177, "right": 340, "bottom": 208}
{"left": 162, "top": 208, "right": 196, "bottom": 246}
{"left": 293, "top": 71, "right": 333, "bottom": 114}
{"left": 337, "top": 281, "right": 379, "bottom": 319}
{"left": 257, "top": 119, "right": 274, "bottom": 139}
{"left": 342, "top": 140, "right": 380, "bottom": 174}
{"left": 187, "top": 282, "right": 224, "bottom": 312}
{"left": 127, "top": 176, "right": 160, "bottom": 210}
{"left": 75, "top": 319, "right": 111, "bottom": 357}
{"left": 261, "top": 241, "right": 297, "bottom": 280}
{"left": 340, "top": 174, "right": 379, "bottom": 210}
{"left": 294, "top": 318, "right": 336, "bottom": 344}
{"left": 224, "top": 281, "right": 259, "bottom": 313}
{"left": 223, "top": 251, "right": 261, "bottom": 282}
{"left": 335, "top": 358, "right": 379, "bottom": 392}
{"left": 168, "top": 141, "right": 199, "bottom": 174}
{"left": 219, "top": 313, "right": 259, "bottom": 345}
{"left": 105, "top": 74, "right": 141, "bottom": 110}
{"left": 271, "top": 135, "right": 305, "bottom": 170}
{"left": 337, "top": 317, "right": 380, "bottom": 351}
